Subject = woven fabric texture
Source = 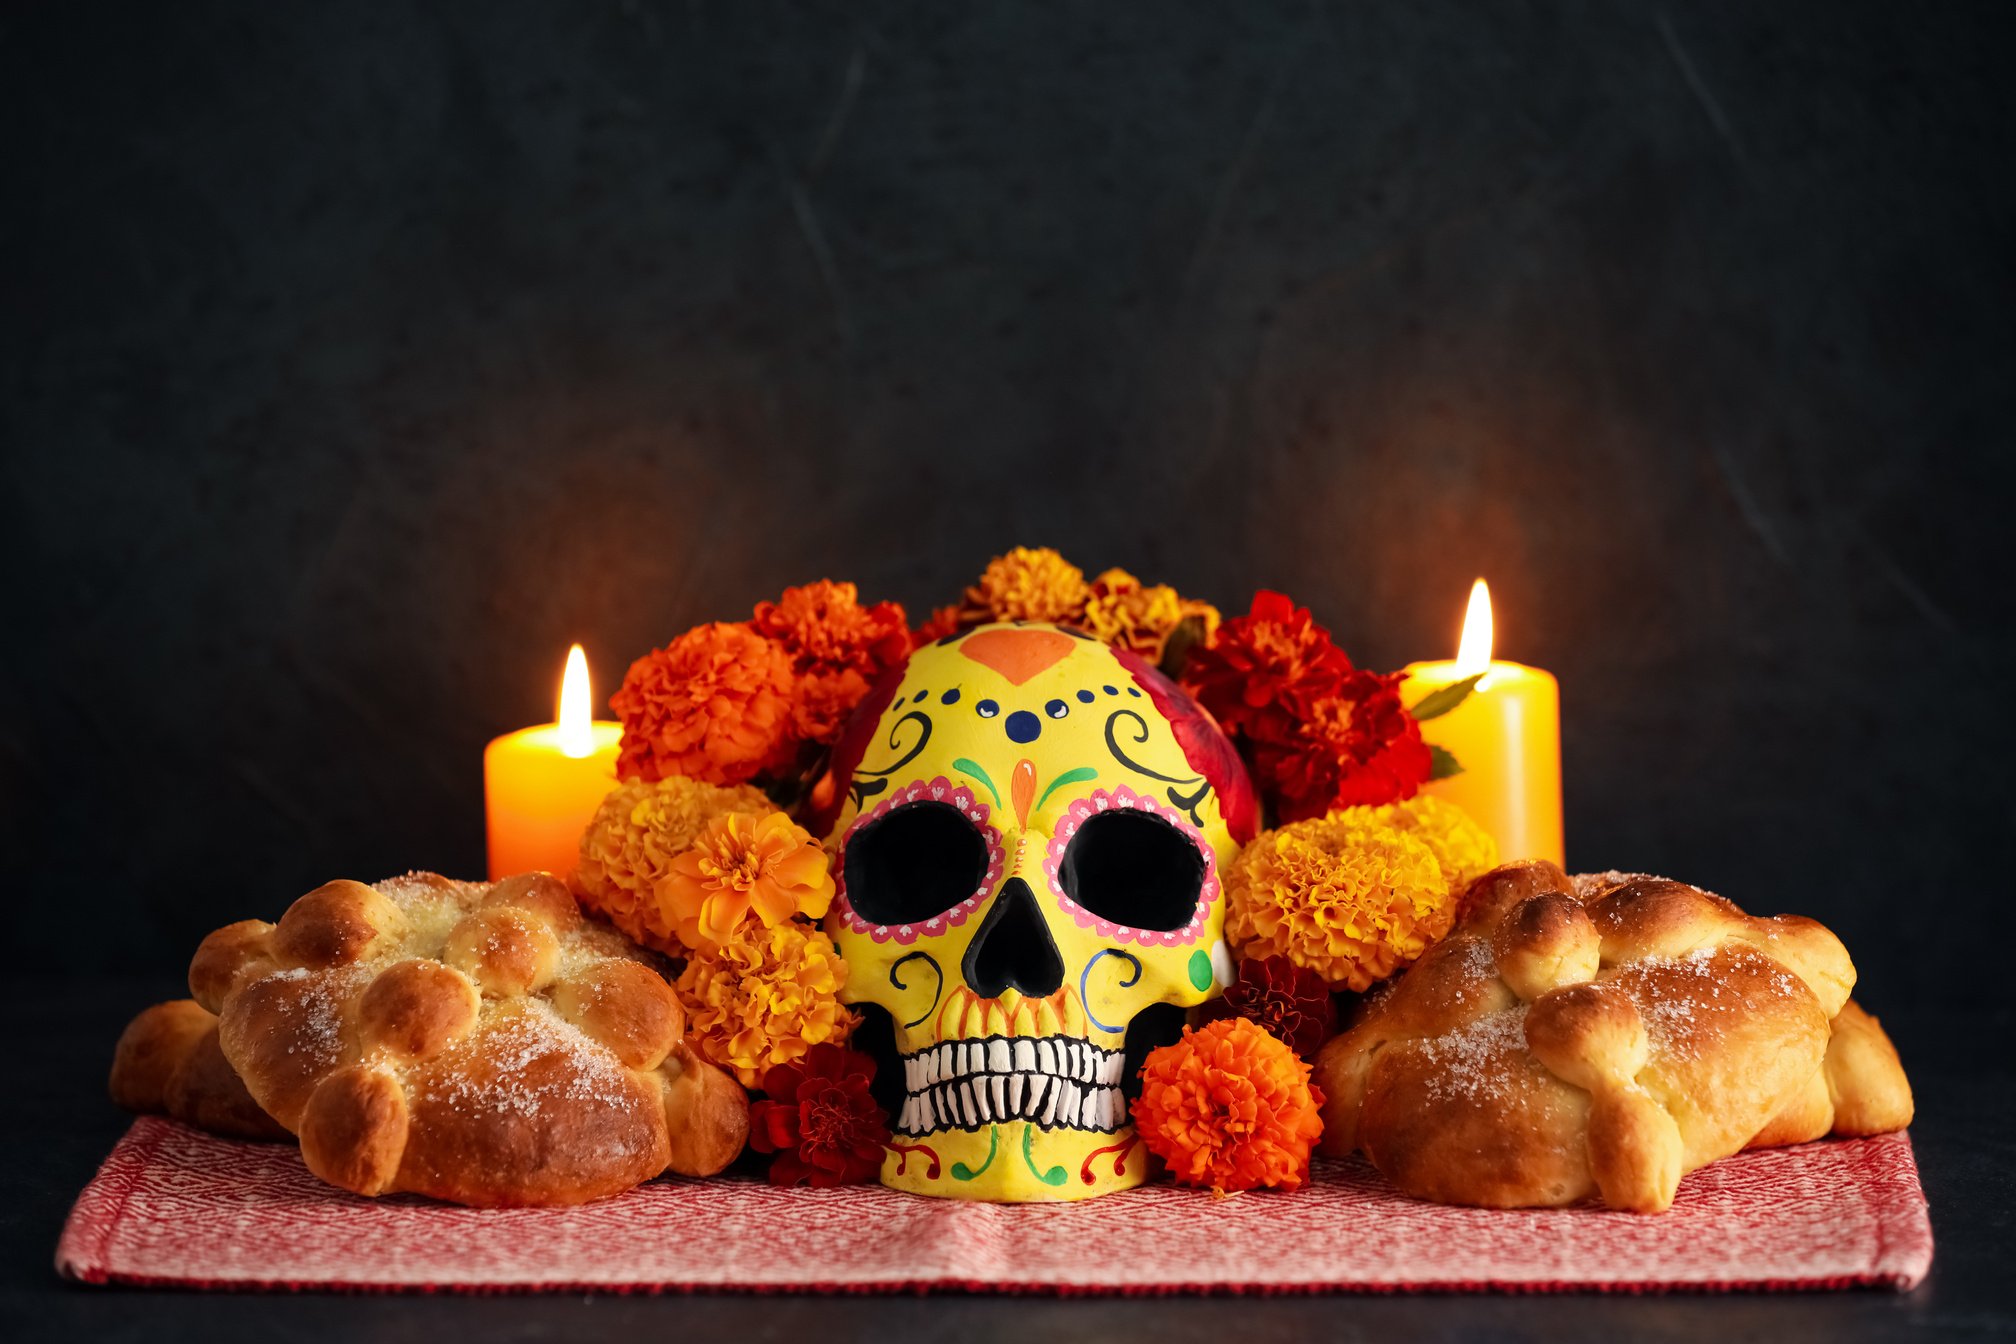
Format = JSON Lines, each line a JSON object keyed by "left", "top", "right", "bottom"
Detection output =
{"left": 57, "top": 1118, "right": 1931, "bottom": 1295}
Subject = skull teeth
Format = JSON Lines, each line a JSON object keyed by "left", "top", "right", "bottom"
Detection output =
{"left": 891, "top": 1035, "right": 1129, "bottom": 1137}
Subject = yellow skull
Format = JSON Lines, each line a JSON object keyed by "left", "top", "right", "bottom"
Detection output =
{"left": 817, "top": 623, "right": 1252, "bottom": 1200}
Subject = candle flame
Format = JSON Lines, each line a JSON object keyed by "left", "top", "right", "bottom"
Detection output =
{"left": 1455, "top": 578, "right": 1493, "bottom": 677}
{"left": 557, "top": 644, "right": 596, "bottom": 757}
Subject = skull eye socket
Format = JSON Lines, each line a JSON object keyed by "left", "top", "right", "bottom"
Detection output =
{"left": 844, "top": 801, "right": 988, "bottom": 926}
{"left": 1059, "top": 810, "right": 1205, "bottom": 932}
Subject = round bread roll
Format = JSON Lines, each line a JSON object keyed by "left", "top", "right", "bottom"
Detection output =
{"left": 110, "top": 998, "right": 290, "bottom": 1141}
{"left": 1315, "top": 861, "right": 1913, "bottom": 1212}
{"left": 190, "top": 871, "right": 749, "bottom": 1207}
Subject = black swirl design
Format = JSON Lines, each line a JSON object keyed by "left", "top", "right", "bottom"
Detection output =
{"left": 889, "top": 950, "right": 945, "bottom": 1028}
{"left": 1102, "top": 708, "right": 1211, "bottom": 828}
{"left": 848, "top": 709, "right": 933, "bottom": 809}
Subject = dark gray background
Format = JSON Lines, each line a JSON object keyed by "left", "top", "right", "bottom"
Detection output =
{"left": 5, "top": 0, "right": 2011, "bottom": 1026}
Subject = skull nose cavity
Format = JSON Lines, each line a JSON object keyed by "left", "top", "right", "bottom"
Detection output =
{"left": 961, "top": 877, "right": 1065, "bottom": 998}
{"left": 1004, "top": 709, "right": 1041, "bottom": 743}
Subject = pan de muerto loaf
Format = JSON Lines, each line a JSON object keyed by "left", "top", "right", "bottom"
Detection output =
{"left": 1314, "top": 861, "right": 1912, "bottom": 1211}
{"left": 191, "top": 871, "right": 750, "bottom": 1206}
{"left": 109, "top": 999, "right": 290, "bottom": 1141}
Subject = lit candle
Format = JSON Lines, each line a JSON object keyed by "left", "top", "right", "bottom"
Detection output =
{"left": 482, "top": 644, "right": 623, "bottom": 880}
{"left": 1403, "top": 580, "right": 1565, "bottom": 867}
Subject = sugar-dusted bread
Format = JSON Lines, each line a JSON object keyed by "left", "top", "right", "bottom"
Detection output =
{"left": 1315, "top": 861, "right": 1913, "bottom": 1212}
{"left": 109, "top": 999, "right": 290, "bottom": 1141}
{"left": 191, "top": 871, "right": 750, "bottom": 1206}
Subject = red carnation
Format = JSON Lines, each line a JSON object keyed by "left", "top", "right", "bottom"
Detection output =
{"left": 748, "top": 1042, "right": 890, "bottom": 1187}
{"left": 1180, "top": 590, "right": 1354, "bottom": 741}
{"left": 1200, "top": 955, "right": 1337, "bottom": 1059}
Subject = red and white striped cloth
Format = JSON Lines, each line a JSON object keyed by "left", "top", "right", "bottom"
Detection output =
{"left": 57, "top": 1118, "right": 1930, "bottom": 1294}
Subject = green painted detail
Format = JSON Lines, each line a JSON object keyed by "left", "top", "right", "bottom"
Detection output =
{"left": 953, "top": 758, "right": 1001, "bottom": 808}
{"left": 950, "top": 1125, "right": 1000, "bottom": 1182}
{"left": 1187, "top": 949, "right": 1214, "bottom": 992}
{"left": 1036, "top": 766, "right": 1099, "bottom": 811}
{"left": 1020, "top": 1123, "right": 1068, "bottom": 1187}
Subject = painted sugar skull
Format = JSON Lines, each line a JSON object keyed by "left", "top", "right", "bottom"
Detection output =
{"left": 814, "top": 623, "right": 1257, "bottom": 1201}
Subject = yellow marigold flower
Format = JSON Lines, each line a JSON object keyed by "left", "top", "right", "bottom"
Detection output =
{"left": 664, "top": 810, "right": 836, "bottom": 951}
{"left": 1333, "top": 795, "right": 1499, "bottom": 895}
{"left": 1226, "top": 815, "right": 1454, "bottom": 991}
{"left": 1178, "top": 595, "right": 1223, "bottom": 644}
{"left": 573, "top": 775, "right": 772, "bottom": 956}
{"left": 1082, "top": 568, "right": 1186, "bottom": 661}
{"left": 677, "top": 921, "right": 857, "bottom": 1087}
{"left": 963, "top": 546, "right": 1090, "bottom": 624}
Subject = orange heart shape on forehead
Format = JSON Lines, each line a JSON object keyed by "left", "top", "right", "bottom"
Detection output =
{"left": 958, "top": 627, "right": 1078, "bottom": 686}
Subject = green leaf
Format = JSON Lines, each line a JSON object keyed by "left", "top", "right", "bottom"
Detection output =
{"left": 1427, "top": 744, "right": 1465, "bottom": 781}
{"left": 1409, "top": 673, "right": 1483, "bottom": 722}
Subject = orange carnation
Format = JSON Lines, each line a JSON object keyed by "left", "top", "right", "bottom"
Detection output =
{"left": 962, "top": 546, "right": 1090, "bottom": 625}
{"left": 611, "top": 622, "right": 796, "bottom": 786}
{"left": 663, "top": 810, "right": 836, "bottom": 950}
{"left": 1132, "top": 1018, "right": 1325, "bottom": 1195}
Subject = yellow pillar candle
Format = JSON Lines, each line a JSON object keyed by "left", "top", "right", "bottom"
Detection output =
{"left": 483, "top": 644, "right": 622, "bottom": 881}
{"left": 1403, "top": 580, "right": 1565, "bottom": 868}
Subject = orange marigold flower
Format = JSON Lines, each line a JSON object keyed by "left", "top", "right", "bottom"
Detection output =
{"left": 749, "top": 581, "right": 909, "bottom": 752}
{"left": 572, "top": 775, "right": 773, "bottom": 955}
{"left": 751, "top": 579, "right": 910, "bottom": 682}
{"left": 789, "top": 667, "right": 873, "bottom": 748}
{"left": 664, "top": 810, "right": 836, "bottom": 951}
{"left": 677, "top": 920, "right": 856, "bottom": 1087}
{"left": 1132, "top": 1018, "right": 1325, "bottom": 1195}
{"left": 1226, "top": 814, "right": 1455, "bottom": 991}
{"left": 611, "top": 622, "right": 797, "bottom": 786}
{"left": 962, "top": 546, "right": 1090, "bottom": 625}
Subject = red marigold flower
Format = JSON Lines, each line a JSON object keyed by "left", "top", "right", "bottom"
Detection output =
{"left": 610, "top": 622, "right": 797, "bottom": 786}
{"left": 1200, "top": 955, "right": 1337, "bottom": 1059}
{"left": 748, "top": 1042, "right": 890, "bottom": 1187}
{"left": 1255, "top": 668, "right": 1432, "bottom": 821}
{"left": 1180, "top": 591, "right": 1354, "bottom": 741}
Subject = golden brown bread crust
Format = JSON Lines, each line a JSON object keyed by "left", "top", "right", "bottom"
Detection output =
{"left": 110, "top": 1000, "right": 290, "bottom": 1141}
{"left": 192, "top": 871, "right": 751, "bottom": 1206}
{"left": 1316, "top": 861, "right": 1912, "bottom": 1212}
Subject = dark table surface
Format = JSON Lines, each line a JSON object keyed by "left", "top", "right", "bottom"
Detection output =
{"left": 5, "top": 975, "right": 2010, "bottom": 1343}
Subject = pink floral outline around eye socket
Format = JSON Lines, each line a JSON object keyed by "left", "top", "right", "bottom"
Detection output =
{"left": 1043, "top": 784, "right": 1220, "bottom": 947}
{"left": 834, "top": 777, "right": 1005, "bottom": 946}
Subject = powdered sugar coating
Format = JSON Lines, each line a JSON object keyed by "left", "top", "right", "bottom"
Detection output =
{"left": 1413, "top": 1007, "right": 1531, "bottom": 1103}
